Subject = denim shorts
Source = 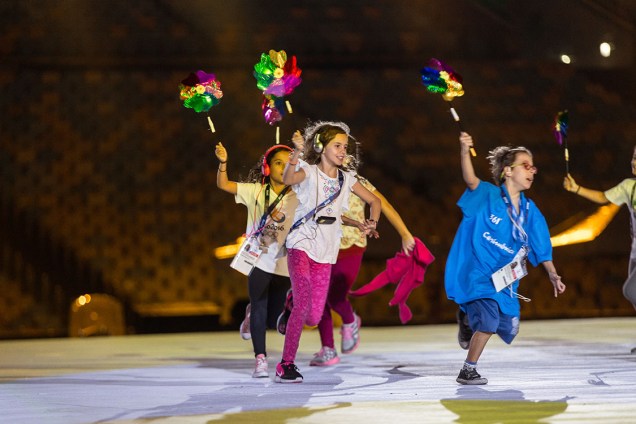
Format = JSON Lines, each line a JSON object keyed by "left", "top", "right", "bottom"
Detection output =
{"left": 463, "top": 298, "right": 519, "bottom": 344}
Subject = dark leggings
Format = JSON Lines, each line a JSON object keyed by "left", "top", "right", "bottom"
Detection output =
{"left": 248, "top": 267, "right": 291, "bottom": 357}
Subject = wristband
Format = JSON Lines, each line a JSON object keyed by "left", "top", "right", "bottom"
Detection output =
{"left": 575, "top": 185, "right": 581, "bottom": 194}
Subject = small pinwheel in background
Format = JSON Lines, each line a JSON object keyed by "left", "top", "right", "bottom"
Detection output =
{"left": 179, "top": 70, "right": 223, "bottom": 133}
{"left": 549, "top": 109, "right": 622, "bottom": 247}
{"left": 420, "top": 58, "right": 475, "bottom": 156}
{"left": 254, "top": 49, "right": 302, "bottom": 143}
{"left": 553, "top": 110, "right": 570, "bottom": 174}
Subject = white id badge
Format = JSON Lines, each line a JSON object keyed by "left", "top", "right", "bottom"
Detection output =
{"left": 230, "top": 236, "right": 262, "bottom": 276}
{"left": 492, "top": 247, "right": 528, "bottom": 292}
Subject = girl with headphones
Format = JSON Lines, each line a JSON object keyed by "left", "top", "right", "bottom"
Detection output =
{"left": 276, "top": 162, "right": 417, "bottom": 366}
{"left": 274, "top": 121, "right": 381, "bottom": 383}
{"left": 215, "top": 141, "right": 298, "bottom": 379}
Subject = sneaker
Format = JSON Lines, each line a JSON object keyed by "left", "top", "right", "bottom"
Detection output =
{"left": 252, "top": 354, "right": 268, "bottom": 378}
{"left": 631, "top": 347, "right": 636, "bottom": 354}
{"left": 277, "top": 289, "right": 293, "bottom": 335}
{"left": 275, "top": 361, "right": 303, "bottom": 383}
{"left": 340, "top": 313, "right": 361, "bottom": 354}
{"left": 456, "top": 366, "right": 488, "bottom": 385}
{"left": 309, "top": 346, "right": 341, "bottom": 366}
{"left": 456, "top": 308, "right": 473, "bottom": 350}
{"left": 240, "top": 304, "right": 251, "bottom": 340}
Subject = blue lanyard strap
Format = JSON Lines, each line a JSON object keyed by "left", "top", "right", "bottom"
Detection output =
{"left": 500, "top": 188, "right": 529, "bottom": 246}
{"left": 290, "top": 169, "right": 344, "bottom": 232}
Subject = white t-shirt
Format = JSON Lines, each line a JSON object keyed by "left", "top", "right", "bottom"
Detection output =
{"left": 604, "top": 178, "right": 636, "bottom": 259}
{"left": 235, "top": 182, "right": 298, "bottom": 276}
{"left": 285, "top": 160, "right": 357, "bottom": 264}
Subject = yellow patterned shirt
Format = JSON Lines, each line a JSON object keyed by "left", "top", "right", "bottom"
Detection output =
{"left": 340, "top": 177, "right": 375, "bottom": 249}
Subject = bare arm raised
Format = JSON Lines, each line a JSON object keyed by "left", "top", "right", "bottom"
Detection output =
{"left": 214, "top": 142, "right": 238, "bottom": 195}
{"left": 282, "top": 130, "right": 307, "bottom": 186}
{"left": 460, "top": 132, "right": 480, "bottom": 190}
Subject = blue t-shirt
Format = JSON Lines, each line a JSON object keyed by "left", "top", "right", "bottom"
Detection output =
{"left": 444, "top": 181, "right": 553, "bottom": 315}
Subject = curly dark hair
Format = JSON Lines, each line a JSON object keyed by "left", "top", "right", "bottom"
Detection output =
{"left": 487, "top": 145, "right": 533, "bottom": 186}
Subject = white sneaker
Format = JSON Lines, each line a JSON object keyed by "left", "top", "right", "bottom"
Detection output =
{"left": 341, "top": 313, "right": 361, "bottom": 354}
{"left": 240, "top": 304, "right": 251, "bottom": 340}
{"left": 252, "top": 354, "right": 268, "bottom": 378}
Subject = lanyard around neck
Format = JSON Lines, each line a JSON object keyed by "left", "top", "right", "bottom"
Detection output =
{"left": 500, "top": 187, "right": 529, "bottom": 245}
{"left": 252, "top": 184, "right": 291, "bottom": 237}
{"left": 289, "top": 169, "right": 344, "bottom": 232}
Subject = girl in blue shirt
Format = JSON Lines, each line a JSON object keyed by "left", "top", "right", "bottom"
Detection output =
{"left": 445, "top": 132, "right": 566, "bottom": 385}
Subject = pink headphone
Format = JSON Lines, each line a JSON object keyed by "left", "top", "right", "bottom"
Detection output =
{"left": 261, "top": 145, "right": 293, "bottom": 177}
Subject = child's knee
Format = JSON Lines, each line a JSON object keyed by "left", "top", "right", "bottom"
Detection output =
{"left": 305, "top": 312, "right": 322, "bottom": 327}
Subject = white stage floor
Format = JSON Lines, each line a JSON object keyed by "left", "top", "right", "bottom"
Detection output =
{"left": 1, "top": 317, "right": 635, "bottom": 423}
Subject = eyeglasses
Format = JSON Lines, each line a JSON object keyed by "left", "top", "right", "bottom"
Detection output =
{"left": 510, "top": 162, "right": 538, "bottom": 173}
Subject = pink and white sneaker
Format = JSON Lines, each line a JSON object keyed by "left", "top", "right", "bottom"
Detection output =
{"left": 309, "top": 346, "right": 340, "bottom": 366}
{"left": 341, "top": 313, "right": 361, "bottom": 354}
{"left": 240, "top": 304, "right": 251, "bottom": 340}
{"left": 252, "top": 354, "right": 268, "bottom": 378}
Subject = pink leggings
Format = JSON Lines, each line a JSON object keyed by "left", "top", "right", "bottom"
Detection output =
{"left": 317, "top": 247, "right": 365, "bottom": 348}
{"left": 282, "top": 248, "right": 332, "bottom": 363}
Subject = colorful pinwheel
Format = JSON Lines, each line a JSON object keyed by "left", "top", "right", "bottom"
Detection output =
{"left": 420, "top": 58, "right": 464, "bottom": 100}
{"left": 553, "top": 110, "right": 570, "bottom": 174}
{"left": 179, "top": 70, "right": 223, "bottom": 132}
{"left": 254, "top": 50, "right": 302, "bottom": 129}
{"left": 420, "top": 58, "right": 474, "bottom": 156}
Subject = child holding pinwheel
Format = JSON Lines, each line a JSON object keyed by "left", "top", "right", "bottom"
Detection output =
{"left": 214, "top": 142, "right": 298, "bottom": 378}
{"left": 563, "top": 148, "right": 636, "bottom": 352}
{"left": 445, "top": 132, "right": 566, "bottom": 385}
{"left": 274, "top": 121, "right": 381, "bottom": 383}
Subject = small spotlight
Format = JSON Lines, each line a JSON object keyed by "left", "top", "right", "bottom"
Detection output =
{"left": 560, "top": 54, "right": 572, "bottom": 64}
{"left": 599, "top": 42, "right": 612, "bottom": 58}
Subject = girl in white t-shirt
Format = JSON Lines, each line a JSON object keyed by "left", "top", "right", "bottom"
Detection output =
{"left": 274, "top": 121, "right": 381, "bottom": 383}
{"left": 564, "top": 146, "right": 636, "bottom": 353}
{"left": 215, "top": 142, "right": 298, "bottom": 378}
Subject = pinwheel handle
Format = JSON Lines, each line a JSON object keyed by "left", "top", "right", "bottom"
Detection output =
{"left": 449, "top": 105, "right": 476, "bottom": 156}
